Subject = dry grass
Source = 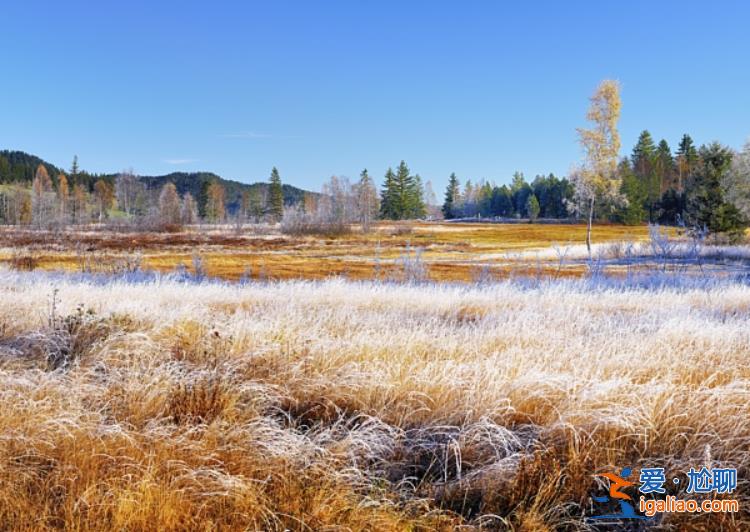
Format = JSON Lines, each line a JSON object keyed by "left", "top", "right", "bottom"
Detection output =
{"left": 0, "top": 272, "right": 748, "bottom": 530}
{"left": 0, "top": 222, "right": 656, "bottom": 282}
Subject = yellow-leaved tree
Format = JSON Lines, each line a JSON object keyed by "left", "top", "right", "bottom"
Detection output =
{"left": 573, "top": 79, "right": 622, "bottom": 255}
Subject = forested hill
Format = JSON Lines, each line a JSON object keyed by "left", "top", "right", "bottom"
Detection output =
{"left": 138, "top": 172, "right": 309, "bottom": 210}
{"left": 0, "top": 150, "right": 312, "bottom": 209}
{"left": 0, "top": 150, "right": 63, "bottom": 183}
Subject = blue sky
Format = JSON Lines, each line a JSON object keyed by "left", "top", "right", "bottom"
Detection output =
{"left": 1, "top": 1, "right": 749, "bottom": 192}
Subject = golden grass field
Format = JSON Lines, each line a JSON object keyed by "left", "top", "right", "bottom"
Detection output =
{"left": 0, "top": 273, "right": 748, "bottom": 530}
{"left": 1, "top": 221, "right": 747, "bottom": 530}
{"left": 0, "top": 222, "right": 657, "bottom": 281}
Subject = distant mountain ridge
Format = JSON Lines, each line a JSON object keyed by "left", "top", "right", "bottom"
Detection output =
{"left": 0, "top": 150, "right": 313, "bottom": 211}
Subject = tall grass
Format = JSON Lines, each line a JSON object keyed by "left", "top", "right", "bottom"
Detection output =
{"left": 0, "top": 272, "right": 748, "bottom": 529}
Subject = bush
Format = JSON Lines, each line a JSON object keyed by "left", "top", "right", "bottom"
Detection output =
{"left": 280, "top": 205, "right": 352, "bottom": 236}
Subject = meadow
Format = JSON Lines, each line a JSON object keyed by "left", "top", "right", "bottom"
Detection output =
{"left": 0, "top": 270, "right": 748, "bottom": 530}
{"left": 0, "top": 222, "right": 749, "bottom": 530}
{"left": 0, "top": 222, "right": 657, "bottom": 282}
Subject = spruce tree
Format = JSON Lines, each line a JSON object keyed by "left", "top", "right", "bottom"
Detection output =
{"left": 394, "top": 161, "right": 413, "bottom": 219}
{"left": 526, "top": 194, "right": 540, "bottom": 221}
{"left": 686, "top": 143, "right": 746, "bottom": 239}
{"left": 631, "top": 130, "right": 658, "bottom": 221}
{"left": 198, "top": 179, "right": 210, "bottom": 218}
{"left": 655, "top": 139, "right": 674, "bottom": 193}
{"left": 491, "top": 185, "right": 513, "bottom": 217}
{"left": 70, "top": 155, "right": 79, "bottom": 184}
{"left": 409, "top": 173, "right": 427, "bottom": 219}
{"left": 268, "top": 167, "right": 284, "bottom": 221}
{"left": 617, "top": 159, "right": 647, "bottom": 225}
{"left": 442, "top": 173, "right": 460, "bottom": 219}
{"left": 380, "top": 168, "right": 397, "bottom": 219}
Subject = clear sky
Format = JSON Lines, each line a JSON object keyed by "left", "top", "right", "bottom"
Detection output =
{"left": 1, "top": 1, "right": 749, "bottom": 192}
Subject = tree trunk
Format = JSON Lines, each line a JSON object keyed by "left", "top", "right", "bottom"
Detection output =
{"left": 586, "top": 197, "right": 595, "bottom": 258}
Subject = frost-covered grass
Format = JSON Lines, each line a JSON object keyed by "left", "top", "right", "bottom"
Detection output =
{"left": 0, "top": 271, "right": 749, "bottom": 530}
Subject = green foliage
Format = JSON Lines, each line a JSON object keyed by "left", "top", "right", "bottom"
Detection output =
{"left": 491, "top": 185, "right": 513, "bottom": 216}
{"left": 143, "top": 171, "right": 307, "bottom": 217}
{"left": 442, "top": 173, "right": 460, "bottom": 219}
{"left": 531, "top": 174, "right": 572, "bottom": 218}
{"left": 655, "top": 139, "right": 674, "bottom": 192}
{"left": 686, "top": 143, "right": 747, "bottom": 239}
{"left": 512, "top": 180, "right": 532, "bottom": 218}
{"left": 525, "top": 194, "right": 540, "bottom": 221}
{"left": 268, "top": 167, "right": 284, "bottom": 221}
{"left": 379, "top": 168, "right": 397, "bottom": 219}
{"left": 379, "top": 161, "right": 425, "bottom": 220}
{"left": 616, "top": 160, "right": 648, "bottom": 225}
{"left": 657, "top": 189, "right": 686, "bottom": 224}
{"left": 0, "top": 150, "right": 61, "bottom": 184}
{"left": 631, "top": 130, "right": 661, "bottom": 221}
{"left": 0, "top": 151, "right": 312, "bottom": 220}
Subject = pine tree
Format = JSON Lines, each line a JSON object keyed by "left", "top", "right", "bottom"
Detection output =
{"left": 478, "top": 182, "right": 493, "bottom": 217}
{"left": 491, "top": 185, "right": 513, "bottom": 217}
{"left": 393, "top": 161, "right": 413, "bottom": 219}
{"left": 631, "top": 130, "right": 658, "bottom": 221}
{"left": 686, "top": 143, "right": 746, "bottom": 239}
{"left": 442, "top": 173, "right": 460, "bottom": 219}
{"left": 655, "top": 139, "right": 674, "bottom": 194}
{"left": 526, "top": 194, "right": 540, "bottom": 221}
{"left": 268, "top": 167, "right": 284, "bottom": 221}
{"left": 616, "top": 159, "right": 647, "bottom": 225}
{"left": 70, "top": 156, "right": 79, "bottom": 183}
{"left": 379, "top": 167, "right": 397, "bottom": 219}
{"left": 198, "top": 180, "right": 210, "bottom": 219}
{"left": 409, "top": 174, "right": 427, "bottom": 219}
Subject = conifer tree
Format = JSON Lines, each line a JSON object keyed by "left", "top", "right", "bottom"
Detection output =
{"left": 268, "top": 167, "right": 284, "bottom": 221}
{"left": 617, "top": 159, "right": 647, "bottom": 225}
{"left": 686, "top": 143, "right": 746, "bottom": 239}
{"left": 409, "top": 174, "right": 427, "bottom": 219}
{"left": 631, "top": 130, "right": 658, "bottom": 221}
{"left": 442, "top": 173, "right": 460, "bottom": 219}
{"left": 526, "top": 194, "right": 540, "bottom": 221}
{"left": 380, "top": 167, "right": 397, "bottom": 219}
{"left": 393, "top": 161, "right": 413, "bottom": 219}
{"left": 70, "top": 155, "right": 79, "bottom": 183}
{"left": 655, "top": 139, "right": 674, "bottom": 194}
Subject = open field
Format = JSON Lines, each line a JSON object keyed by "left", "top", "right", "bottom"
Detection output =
{"left": 2, "top": 223, "right": 749, "bottom": 530}
{"left": 0, "top": 222, "right": 660, "bottom": 282}
{"left": 0, "top": 271, "right": 748, "bottom": 530}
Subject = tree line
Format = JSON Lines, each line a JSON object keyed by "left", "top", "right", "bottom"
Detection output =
{"left": 442, "top": 172, "right": 573, "bottom": 221}
{"left": 0, "top": 161, "right": 287, "bottom": 229}
{"left": 3, "top": 88, "right": 750, "bottom": 242}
